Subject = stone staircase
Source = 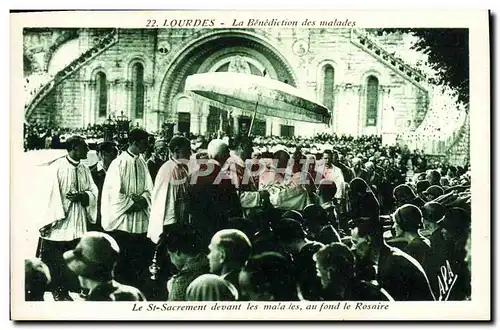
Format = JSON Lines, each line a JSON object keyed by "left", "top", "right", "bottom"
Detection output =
{"left": 446, "top": 113, "right": 470, "bottom": 166}
{"left": 24, "top": 28, "right": 119, "bottom": 122}
{"left": 350, "top": 29, "right": 430, "bottom": 127}
{"left": 352, "top": 29, "right": 469, "bottom": 161}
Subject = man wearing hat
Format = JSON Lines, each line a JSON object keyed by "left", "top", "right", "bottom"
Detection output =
{"left": 89, "top": 141, "right": 118, "bottom": 231}
{"left": 423, "top": 185, "right": 444, "bottom": 202}
{"left": 420, "top": 201, "right": 446, "bottom": 239}
{"left": 147, "top": 139, "right": 168, "bottom": 183}
{"left": 393, "top": 184, "right": 425, "bottom": 209}
{"left": 101, "top": 128, "right": 154, "bottom": 291}
{"left": 63, "top": 231, "right": 146, "bottom": 301}
{"left": 428, "top": 207, "right": 471, "bottom": 300}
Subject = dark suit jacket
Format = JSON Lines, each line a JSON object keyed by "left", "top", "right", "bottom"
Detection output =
{"left": 90, "top": 163, "right": 106, "bottom": 231}
{"left": 189, "top": 162, "right": 243, "bottom": 245}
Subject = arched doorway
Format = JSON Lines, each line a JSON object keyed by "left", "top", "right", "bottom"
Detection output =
{"left": 157, "top": 31, "right": 297, "bottom": 135}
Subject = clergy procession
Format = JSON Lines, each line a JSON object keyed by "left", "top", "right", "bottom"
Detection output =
{"left": 25, "top": 126, "right": 472, "bottom": 303}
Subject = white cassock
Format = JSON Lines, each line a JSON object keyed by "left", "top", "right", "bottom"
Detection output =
{"left": 40, "top": 156, "right": 98, "bottom": 241}
{"left": 148, "top": 158, "right": 190, "bottom": 244}
{"left": 319, "top": 163, "right": 346, "bottom": 200}
{"left": 101, "top": 151, "right": 153, "bottom": 234}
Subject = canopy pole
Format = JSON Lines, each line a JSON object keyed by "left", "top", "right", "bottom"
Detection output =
{"left": 248, "top": 100, "right": 259, "bottom": 137}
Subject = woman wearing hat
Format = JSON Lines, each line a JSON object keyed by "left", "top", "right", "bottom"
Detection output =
{"left": 390, "top": 204, "right": 432, "bottom": 270}
{"left": 63, "top": 232, "right": 146, "bottom": 301}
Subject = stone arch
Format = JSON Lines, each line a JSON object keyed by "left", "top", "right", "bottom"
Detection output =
{"left": 359, "top": 69, "right": 389, "bottom": 86}
{"left": 197, "top": 47, "right": 279, "bottom": 79}
{"left": 123, "top": 54, "right": 153, "bottom": 83}
{"left": 85, "top": 61, "right": 108, "bottom": 81}
{"left": 156, "top": 30, "right": 298, "bottom": 127}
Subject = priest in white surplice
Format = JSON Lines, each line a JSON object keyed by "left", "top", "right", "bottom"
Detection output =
{"left": 101, "top": 128, "right": 154, "bottom": 292}
{"left": 148, "top": 136, "right": 192, "bottom": 245}
{"left": 37, "top": 136, "right": 98, "bottom": 301}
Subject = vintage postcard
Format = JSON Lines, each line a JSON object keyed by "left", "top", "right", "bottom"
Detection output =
{"left": 10, "top": 10, "right": 490, "bottom": 321}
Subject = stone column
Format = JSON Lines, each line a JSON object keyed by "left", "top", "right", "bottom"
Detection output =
{"left": 88, "top": 80, "right": 96, "bottom": 125}
{"left": 232, "top": 113, "right": 240, "bottom": 135}
{"left": 265, "top": 117, "right": 273, "bottom": 136}
{"left": 190, "top": 99, "right": 201, "bottom": 135}
{"left": 199, "top": 102, "right": 209, "bottom": 136}
{"left": 378, "top": 85, "right": 388, "bottom": 136}
{"left": 272, "top": 118, "right": 281, "bottom": 136}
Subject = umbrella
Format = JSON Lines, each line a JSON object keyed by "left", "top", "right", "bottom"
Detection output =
{"left": 184, "top": 72, "right": 331, "bottom": 136}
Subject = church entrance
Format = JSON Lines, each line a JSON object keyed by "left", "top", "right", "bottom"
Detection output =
{"left": 207, "top": 106, "right": 230, "bottom": 136}
{"left": 177, "top": 112, "right": 191, "bottom": 136}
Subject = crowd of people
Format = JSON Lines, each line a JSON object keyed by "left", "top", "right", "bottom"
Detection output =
{"left": 25, "top": 127, "right": 471, "bottom": 303}
{"left": 24, "top": 72, "right": 55, "bottom": 108}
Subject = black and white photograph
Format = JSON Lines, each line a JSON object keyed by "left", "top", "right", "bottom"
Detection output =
{"left": 10, "top": 10, "right": 490, "bottom": 321}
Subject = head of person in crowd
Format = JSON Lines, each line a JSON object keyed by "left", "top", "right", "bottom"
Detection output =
{"left": 207, "top": 229, "right": 252, "bottom": 280}
{"left": 305, "top": 154, "right": 317, "bottom": 173}
{"left": 350, "top": 214, "right": 384, "bottom": 264}
{"left": 392, "top": 204, "right": 424, "bottom": 242}
{"left": 25, "top": 258, "right": 51, "bottom": 301}
{"left": 313, "top": 243, "right": 355, "bottom": 297}
{"left": 96, "top": 141, "right": 118, "bottom": 171}
{"left": 381, "top": 157, "right": 391, "bottom": 169}
{"left": 233, "top": 136, "right": 254, "bottom": 161}
{"left": 186, "top": 274, "right": 237, "bottom": 302}
{"left": 423, "top": 185, "right": 444, "bottom": 202}
{"left": 316, "top": 179, "right": 337, "bottom": 206}
{"left": 331, "top": 149, "right": 341, "bottom": 166}
{"left": 66, "top": 135, "right": 89, "bottom": 161}
{"left": 273, "top": 149, "right": 291, "bottom": 170}
{"left": 296, "top": 241, "right": 325, "bottom": 301}
{"left": 352, "top": 157, "right": 363, "bottom": 172}
{"left": 349, "top": 178, "right": 380, "bottom": 222}
{"left": 303, "top": 204, "right": 334, "bottom": 240}
{"left": 195, "top": 150, "right": 209, "bottom": 172}
{"left": 440, "top": 177, "right": 450, "bottom": 188}
{"left": 322, "top": 149, "right": 334, "bottom": 168}
{"left": 416, "top": 180, "right": 431, "bottom": 199}
{"left": 281, "top": 210, "right": 304, "bottom": 224}
{"left": 437, "top": 207, "right": 471, "bottom": 243}
{"left": 168, "top": 135, "right": 192, "bottom": 162}
{"left": 421, "top": 201, "right": 446, "bottom": 235}
{"left": 365, "top": 161, "right": 375, "bottom": 176}
{"left": 446, "top": 166, "right": 458, "bottom": 179}
{"left": 128, "top": 128, "right": 150, "bottom": 154}
{"left": 207, "top": 139, "right": 231, "bottom": 167}
{"left": 63, "top": 232, "right": 120, "bottom": 284}
{"left": 292, "top": 152, "right": 307, "bottom": 174}
{"left": 152, "top": 139, "right": 168, "bottom": 161}
{"left": 163, "top": 224, "right": 205, "bottom": 271}
{"left": 273, "top": 218, "right": 312, "bottom": 255}
{"left": 238, "top": 252, "right": 298, "bottom": 301}
{"left": 62, "top": 231, "right": 144, "bottom": 301}
{"left": 426, "top": 169, "right": 442, "bottom": 186}
{"left": 393, "top": 184, "right": 418, "bottom": 207}
{"left": 251, "top": 150, "right": 262, "bottom": 161}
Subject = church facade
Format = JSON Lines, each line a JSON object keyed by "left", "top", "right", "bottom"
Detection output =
{"left": 24, "top": 28, "right": 430, "bottom": 138}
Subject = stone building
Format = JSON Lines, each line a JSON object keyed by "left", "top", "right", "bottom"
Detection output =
{"left": 23, "top": 27, "right": 465, "bottom": 155}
